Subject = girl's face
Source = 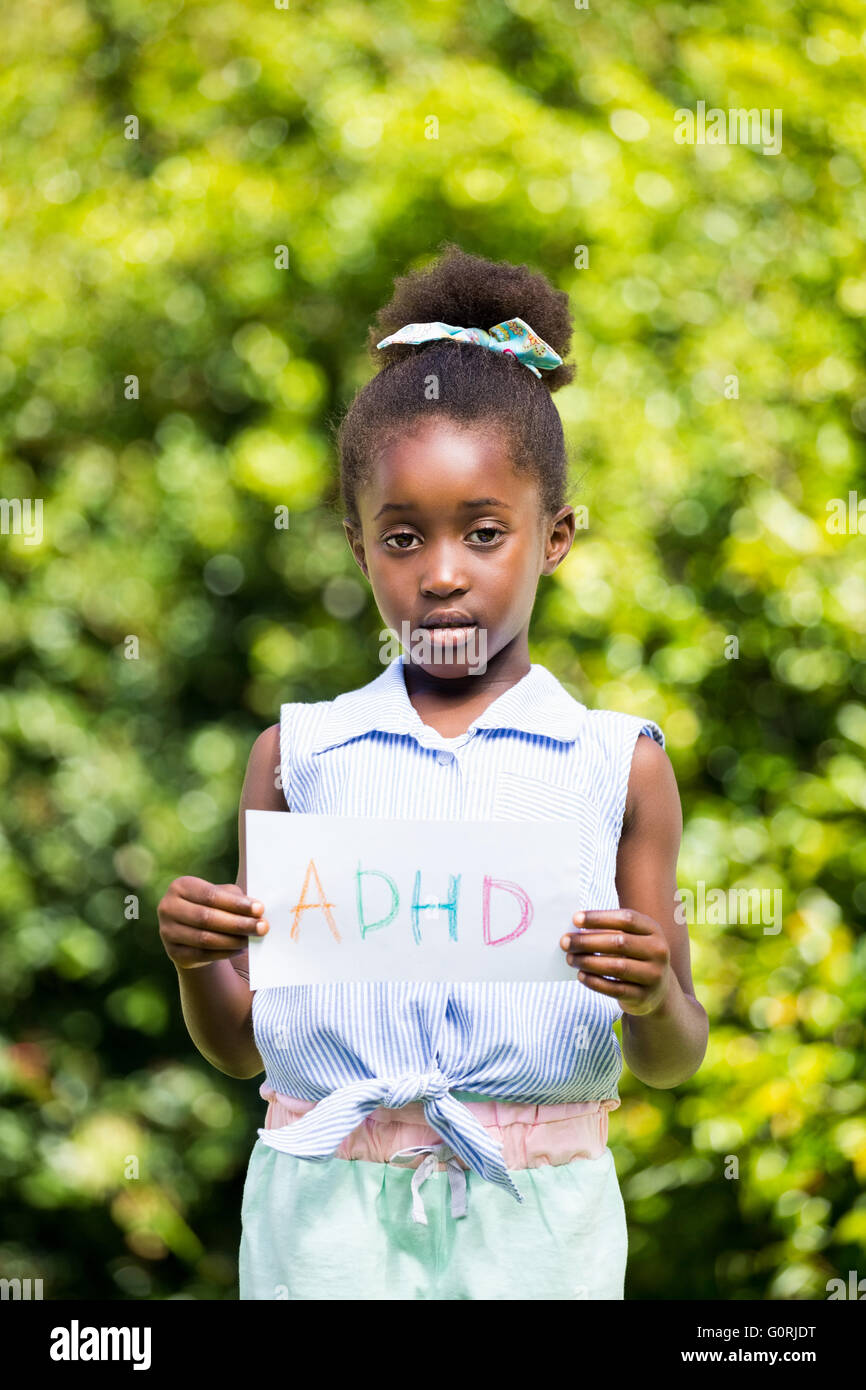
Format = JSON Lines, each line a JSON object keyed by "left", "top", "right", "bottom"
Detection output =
{"left": 344, "top": 417, "right": 575, "bottom": 681}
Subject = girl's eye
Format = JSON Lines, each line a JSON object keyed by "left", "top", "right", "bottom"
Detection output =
{"left": 383, "top": 531, "right": 419, "bottom": 549}
{"left": 468, "top": 527, "right": 505, "bottom": 544}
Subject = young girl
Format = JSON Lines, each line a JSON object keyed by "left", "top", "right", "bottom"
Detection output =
{"left": 158, "top": 242, "right": 708, "bottom": 1301}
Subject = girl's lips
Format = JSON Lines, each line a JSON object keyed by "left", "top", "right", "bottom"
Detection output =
{"left": 424, "top": 624, "right": 478, "bottom": 642}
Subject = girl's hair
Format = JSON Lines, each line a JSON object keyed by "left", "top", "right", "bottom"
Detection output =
{"left": 335, "top": 241, "right": 576, "bottom": 528}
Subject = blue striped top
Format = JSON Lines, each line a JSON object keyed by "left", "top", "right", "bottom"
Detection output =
{"left": 254, "top": 653, "right": 664, "bottom": 1208}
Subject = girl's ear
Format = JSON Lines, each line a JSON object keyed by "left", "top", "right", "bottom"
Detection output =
{"left": 343, "top": 520, "right": 370, "bottom": 579}
{"left": 542, "top": 506, "right": 576, "bottom": 574}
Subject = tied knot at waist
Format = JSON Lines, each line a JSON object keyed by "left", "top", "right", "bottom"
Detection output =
{"left": 380, "top": 1066, "right": 451, "bottom": 1110}
{"left": 255, "top": 1066, "right": 525, "bottom": 1211}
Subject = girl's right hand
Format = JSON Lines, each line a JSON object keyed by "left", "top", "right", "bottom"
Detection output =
{"left": 158, "top": 876, "right": 270, "bottom": 969}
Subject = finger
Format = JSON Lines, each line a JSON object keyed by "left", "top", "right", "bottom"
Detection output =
{"left": 175, "top": 877, "right": 266, "bottom": 917}
{"left": 569, "top": 954, "right": 659, "bottom": 986}
{"left": 170, "top": 900, "right": 270, "bottom": 937}
{"left": 561, "top": 930, "right": 635, "bottom": 954}
{"left": 576, "top": 972, "right": 647, "bottom": 1001}
{"left": 572, "top": 909, "right": 656, "bottom": 933}
{"left": 167, "top": 922, "right": 268, "bottom": 954}
{"left": 562, "top": 933, "right": 669, "bottom": 970}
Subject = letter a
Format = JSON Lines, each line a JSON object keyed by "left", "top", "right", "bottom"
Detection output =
{"left": 289, "top": 859, "right": 341, "bottom": 942}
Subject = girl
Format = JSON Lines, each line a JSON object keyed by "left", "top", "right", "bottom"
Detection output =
{"left": 158, "top": 242, "right": 708, "bottom": 1301}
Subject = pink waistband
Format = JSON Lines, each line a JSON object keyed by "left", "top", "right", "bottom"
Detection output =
{"left": 260, "top": 1085, "right": 620, "bottom": 1171}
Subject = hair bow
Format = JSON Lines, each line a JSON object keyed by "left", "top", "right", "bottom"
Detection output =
{"left": 376, "top": 316, "right": 562, "bottom": 379}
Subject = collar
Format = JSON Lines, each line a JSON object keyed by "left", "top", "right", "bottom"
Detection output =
{"left": 309, "top": 654, "right": 587, "bottom": 754}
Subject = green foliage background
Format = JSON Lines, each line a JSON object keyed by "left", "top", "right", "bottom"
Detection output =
{"left": 1, "top": 0, "right": 865, "bottom": 1300}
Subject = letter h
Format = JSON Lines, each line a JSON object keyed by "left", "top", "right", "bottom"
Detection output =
{"left": 411, "top": 872, "right": 461, "bottom": 943}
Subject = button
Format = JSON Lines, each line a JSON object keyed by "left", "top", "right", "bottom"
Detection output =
{"left": 436, "top": 750, "right": 453, "bottom": 764}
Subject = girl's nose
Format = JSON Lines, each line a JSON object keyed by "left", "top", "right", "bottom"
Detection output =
{"left": 420, "top": 548, "right": 469, "bottom": 593}
{"left": 421, "top": 580, "right": 470, "bottom": 602}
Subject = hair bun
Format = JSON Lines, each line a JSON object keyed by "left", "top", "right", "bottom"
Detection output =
{"left": 368, "top": 241, "right": 575, "bottom": 392}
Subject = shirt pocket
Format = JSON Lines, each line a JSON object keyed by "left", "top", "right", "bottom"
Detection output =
{"left": 492, "top": 771, "right": 599, "bottom": 826}
{"left": 492, "top": 771, "right": 602, "bottom": 894}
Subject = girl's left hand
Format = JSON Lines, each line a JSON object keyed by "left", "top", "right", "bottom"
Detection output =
{"left": 559, "top": 909, "right": 672, "bottom": 1017}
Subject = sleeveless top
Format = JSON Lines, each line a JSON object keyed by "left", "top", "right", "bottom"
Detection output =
{"left": 253, "top": 653, "right": 664, "bottom": 1209}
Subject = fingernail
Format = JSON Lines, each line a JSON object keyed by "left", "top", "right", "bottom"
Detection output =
{"left": 573, "top": 911, "right": 585, "bottom": 924}
{"left": 250, "top": 901, "right": 263, "bottom": 914}
{"left": 560, "top": 935, "right": 570, "bottom": 949}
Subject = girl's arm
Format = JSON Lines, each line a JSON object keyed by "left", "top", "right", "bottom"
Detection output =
{"left": 168, "top": 724, "right": 285, "bottom": 1079}
{"left": 613, "top": 733, "right": 709, "bottom": 1086}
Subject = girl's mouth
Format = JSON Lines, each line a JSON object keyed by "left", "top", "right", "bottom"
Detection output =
{"left": 424, "top": 624, "right": 478, "bottom": 642}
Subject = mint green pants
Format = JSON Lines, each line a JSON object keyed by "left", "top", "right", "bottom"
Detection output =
{"left": 238, "top": 1139, "right": 628, "bottom": 1300}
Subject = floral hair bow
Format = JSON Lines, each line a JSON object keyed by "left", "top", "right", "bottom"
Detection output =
{"left": 376, "top": 316, "right": 562, "bottom": 379}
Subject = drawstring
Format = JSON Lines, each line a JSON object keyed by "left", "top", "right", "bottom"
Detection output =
{"left": 387, "top": 1142, "right": 468, "bottom": 1224}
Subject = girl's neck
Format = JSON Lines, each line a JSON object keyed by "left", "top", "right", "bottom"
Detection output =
{"left": 400, "top": 639, "right": 532, "bottom": 737}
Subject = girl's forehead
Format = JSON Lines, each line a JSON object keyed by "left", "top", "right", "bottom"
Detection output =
{"left": 372, "top": 426, "right": 518, "bottom": 485}
{"left": 358, "top": 420, "right": 544, "bottom": 518}
{"left": 366, "top": 462, "right": 530, "bottom": 507}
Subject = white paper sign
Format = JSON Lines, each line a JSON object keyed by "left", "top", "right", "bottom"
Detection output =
{"left": 245, "top": 810, "right": 591, "bottom": 987}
